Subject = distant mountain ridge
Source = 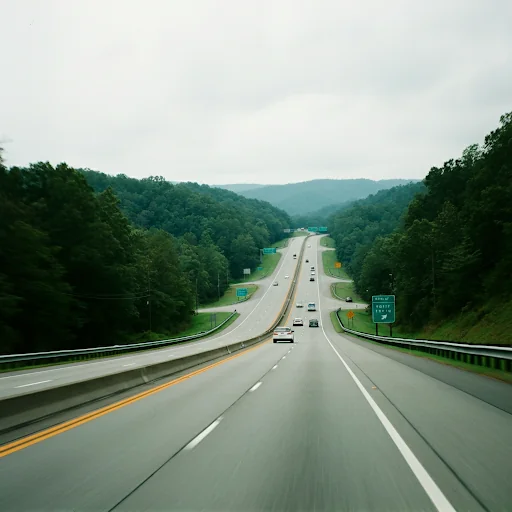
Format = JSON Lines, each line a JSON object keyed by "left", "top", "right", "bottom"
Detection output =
{"left": 222, "top": 178, "right": 419, "bottom": 215}
{"left": 215, "top": 183, "right": 268, "bottom": 193}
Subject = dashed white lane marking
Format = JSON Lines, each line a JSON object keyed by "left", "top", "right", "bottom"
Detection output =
{"left": 15, "top": 380, "right": 51, "bottom": 388}
{"left": 272, "top": 364, "right": 278, "bottom": 370}
{"left": 185, "top": 417, "right": 223, "bottom": 450}
{"left": 249, "top": 382, "right": 262, "bottom": 392}
{"left": 122, "top": 363, "right": 135, "bottom": 367}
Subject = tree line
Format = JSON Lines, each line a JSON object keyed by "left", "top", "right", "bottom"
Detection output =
{"left": 0, "top": 161, "right": 290, "bottom": 354}
{"left": 329, "top": 112, "right": 512, "bottom": 330}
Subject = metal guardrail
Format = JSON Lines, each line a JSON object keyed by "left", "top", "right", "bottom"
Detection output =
{"left": 0, "top": 311, "right": 238, "bottom": 369}
{"left": 335, "top": 309, "right": 512, "bottom": 373}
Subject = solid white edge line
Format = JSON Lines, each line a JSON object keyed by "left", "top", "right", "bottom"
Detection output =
{"left": 14, "top": 379, "right": 51, "bottom": 388}
{"left": 249, "top": 382, "right": 262, "bottom": 392}
{"left": 314, "top": 237, "right": 455, "bottom": 512}
{"left": 184, "top": 417, "right": 223, "bottom": 450}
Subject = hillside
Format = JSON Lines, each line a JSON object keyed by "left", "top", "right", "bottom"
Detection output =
{"left": 236, "top": 179, "right": 418, "bottom": 215}
{"left": 347, "top": 111, "right": 512, "bottom": 339}
{"left": 217, "top": 183, "right": 268, "bottom": 193}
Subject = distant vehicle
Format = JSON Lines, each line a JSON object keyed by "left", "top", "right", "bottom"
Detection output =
{"left": 273, "top": 326, "right": 294, "bottom": 343}
{"left": 273, "top": 281, "right": 278, "bottom": 286}
{"left": 310, "top": 266, "right": 315, "bottom": 271}
{"left": 305, "top": 259, "right": 309, "bottom": 263}
{"left": 310, "top": 271, "right": 315, "bottom": 276}
{"left": 293, "top": 254, "right": 297, "bottom": 259}
{"left": 307, "top": 302, "right": 316, "bottom": 311}
{"left": 309, "top": 319, "right": 319, "bottom": 327}
{"left": 308, "top": 244, "right": 311, "bottom": 248}
{"left": 293, "top": 318, "right": 304, "bottom": 326}
{"left": 296, "top": 301, "right": 303, "bottom": 308}
{"left": 310, "top": 276, "right": 315, "bottom": 281}
{"left": 346, "top": 297, "right": 353, "bottom": 302}
{"left": 285, "top": 275, "right": 289, "bottom": 279}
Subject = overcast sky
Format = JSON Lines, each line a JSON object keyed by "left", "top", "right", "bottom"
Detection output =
{"left": 1, "top": 1, "right": 511, "bottom": 185}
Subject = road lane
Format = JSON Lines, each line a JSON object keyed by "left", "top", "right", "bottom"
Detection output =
{"left": 0, "top": 236, "right": 305, "bottom": 399}
{"left": 1, "top": 234, "right": 511, "bottom": 510}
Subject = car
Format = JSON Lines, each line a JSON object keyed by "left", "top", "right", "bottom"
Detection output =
{"left": 309, "top": 319, "right": 319, "bottom": 327}
{"left": 293, "top": 318, "right": 303, "bottom": 326}
{"left": 310, "top": 276, "right": 315, "bottom": 281}
{"left": 285, "top": 275, "right": 289, "bottom": 279}
{"left": 308, "top": 244, "right": 311, "bottom": 248}
{"left": 273, "top": 326, "right": 294, "bottom": 343}
{"left": 345, "top": 297, "right": 353, "bottom": 302}
{"left": 310, "top": 266, "right": 315, "bottom": 271}
{"left": 310, "top": 271, "right": 315, "bottom": 276}
{"left": 273, "top": 281, "right": 278, "bottom": 286}
{"left": 296, "top": 301, "right": 303, "bottom": 308}
{"left": 293, "top": 254, "right": 297, "bottom": 259}
{"left": 305, "top": 259, "right": 309, "bottom": 263}
{"left": 307, "top": 302, "right": 316, "bottom": 311}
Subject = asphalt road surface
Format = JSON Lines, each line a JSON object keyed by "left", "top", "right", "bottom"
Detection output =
{"left": 1, "top": 235, "right": 511, "bottom": 511}
{"left": 0, "top": 237, "right": 305, "bottom": 400}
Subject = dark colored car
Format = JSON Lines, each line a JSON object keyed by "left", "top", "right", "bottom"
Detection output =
{"left": 305, "top": 259, "right": 309, "bottom": 263}
{"left": 345, "top": 297, "right": 353, "bottom": 302}
{"left": 310, "top": 276, "right": 315, "bottom": 281}
{"left": 309, "top": 319, "right": 319, "bottom": 327}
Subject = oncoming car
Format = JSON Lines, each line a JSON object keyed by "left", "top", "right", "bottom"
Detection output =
{"left": 292, "top": 318, "right": 303, "bottom": 326}
{"left": 273, "top": 327, "right": 294, "bottom": 343}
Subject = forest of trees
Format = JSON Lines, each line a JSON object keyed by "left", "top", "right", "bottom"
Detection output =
{"left": 330, "top": 112, "right": 512, "bottom": 331}
{"left": 0, "top": 160, "right": 290, "bottom": 354}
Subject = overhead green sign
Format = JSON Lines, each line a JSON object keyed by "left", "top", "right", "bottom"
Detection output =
{"left": 319, "top": 227, "right": 328, "bottom": 232}
{"left": 307, "top": 227, "right": 318, "bottom": 232}
{"left": 372, "top": 295, "right": 395, "bottom": 323}
{"left": 236, "top": 288, "right": 248, "bottom": 297}
{"left": 263, "top": 248, "right": 277, "bottom": 254}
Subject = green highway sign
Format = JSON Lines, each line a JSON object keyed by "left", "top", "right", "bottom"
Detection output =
{"left": 236, "top": 288, "right": 248, "bottom": 297}
{"left": 319, "top": 227, "right": 328, "bottom": 232}
{"left": 372, "top": 295, "right": 395, "bottom": 323}
{"left": 263, "top": 248, "right": 277, "bottom": 254}
{"left": 308, "top": 227, "right": 318, "bottom": 232}
{"left": 257, "top": 266, "right": 263, "bottom": 271}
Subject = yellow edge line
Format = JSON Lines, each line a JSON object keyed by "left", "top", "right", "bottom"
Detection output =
{"left": 0, "top": 236, "right": 306, "bottom": 459}
{"left": 0, "top": 339, "right": 269, "bottom": 458}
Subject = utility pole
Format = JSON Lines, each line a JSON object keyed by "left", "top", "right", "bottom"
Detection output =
{"left": 217, "top": 271, "right": 220, "bottom": 301}
{"left": 195, "top": 275, "right": 199, "bottom": 315}
{"left": 148, "top": 264, "right": 152, "bottom": 334}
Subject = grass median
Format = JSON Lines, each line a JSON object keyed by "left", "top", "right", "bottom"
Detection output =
{"left": 320, "top": 236, "right": 335, "bottom": 248}
{"left": 201, "top": 285, "right": 258, "bottom": 308}
{"left": 332, "top": 282, "right": 364, "bottom": 303}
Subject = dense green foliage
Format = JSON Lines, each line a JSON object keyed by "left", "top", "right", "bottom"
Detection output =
{"left": 328, "top": 182, "right": 425, "bottom": 281}
{"left": 0, "top": 162, "right": 289, "bottom": 354}
{"left": 339, "top": 112, "right": 512, "bottom": 331}
{"left": 237, "top": 178, "right": 417, "bottom": 215}
{"left": 292, "top": 201, "right": 352, "bottom": 228}
{"left": 81, "top": 170, "right": 291, "bottom": 279}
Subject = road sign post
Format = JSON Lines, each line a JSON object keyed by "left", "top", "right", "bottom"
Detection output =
{"left": 372, "top": 296, "right": 395, "bottom": 335}
{"left": 319, "top": 227, "right": 328, "bottom": 233}
{"left": 263, "top": 248, "right": 277, "bottom": 254}
{"left": 335, "top": 262, "right": 342, "bottom": 268}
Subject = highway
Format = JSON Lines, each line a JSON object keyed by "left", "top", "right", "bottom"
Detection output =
{"left": 1, "top": 235, "right": 512, "bottom": 510}
{"left": 0, "top": 237, "right": 305, "bottom": 400}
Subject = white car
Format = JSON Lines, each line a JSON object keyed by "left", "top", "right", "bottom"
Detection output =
{"left": 293, "top": 318, "right": 304, "bottom": 326}
{"left": 310, "top": 271, "right": 315, "bottom": 276}
{"left": 296, "top": 301, "right": 303, "bottom": 308}
{"left": 285, "top": 275, "right": 289, "bottom": 279}
{"left": 273, "top": 327, "right": 294, "bottom": 343}
{"left": 307, "top": 302, "right": 316, "bottom": 311}
{"left": 308, "top": 244, "right": 311, "bottom": 248}
{"left": 273, "top": 281, "right": 278, "bottom": 286}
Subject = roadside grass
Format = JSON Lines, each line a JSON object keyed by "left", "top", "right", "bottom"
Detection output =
{"left": 291, "top": 231, "right": 309, "bottom": 237}
{"left": 201, "top": 284, "right": 258, "bottom": 308}
{"left": 329, "top": 312, "right": 512, "bottom": 383}
{"left": 320, "top": 236, "right": 335, "bottom": 248}
{"left": 321, "top": 249, "right": 350, "bottom": 279}
{"left": 1, "top": 312, "right": 240, "bottom": 374}
{"left": 231, "top": 252, "right": 282, "bottom": 284}
{"left": 332, "top": 282, "right": 364, "bottom": 303}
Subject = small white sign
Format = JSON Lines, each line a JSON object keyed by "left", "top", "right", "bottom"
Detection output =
{"left": 243, "top": 268, "right": 251, "bottom": 275}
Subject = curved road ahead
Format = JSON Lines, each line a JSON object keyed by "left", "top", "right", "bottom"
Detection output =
{"left": 0, "top": 236, "right": 305, "bottom": 400}
{"left": 1, "top": 235, "right": 511, "bottom": 510}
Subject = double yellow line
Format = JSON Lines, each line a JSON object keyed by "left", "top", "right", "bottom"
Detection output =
{"left": 0, "top": 237, "right": 307, "bottom": 458}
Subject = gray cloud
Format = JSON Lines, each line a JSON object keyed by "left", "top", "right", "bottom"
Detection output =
{"left": 1, "top": 0, "right": 511, "bottom": 184}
